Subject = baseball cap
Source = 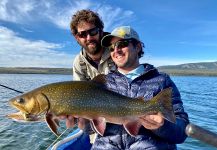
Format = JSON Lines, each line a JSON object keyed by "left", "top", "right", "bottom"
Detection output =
{"left": 101, "top": 26, "right": 140, "bottom": 47}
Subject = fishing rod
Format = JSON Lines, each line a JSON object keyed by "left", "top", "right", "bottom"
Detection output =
{"left": 0, "top": 84, "right": 23, "bottom": 93}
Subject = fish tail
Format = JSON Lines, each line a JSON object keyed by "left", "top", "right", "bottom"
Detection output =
{"left": 155, "top": 88, "right": 176, "bottom": 123}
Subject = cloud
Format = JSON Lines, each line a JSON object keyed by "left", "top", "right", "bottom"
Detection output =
{"left": 96, "top": 5, "right": 135, "bottom": 31}
{"left": 0, "top": 0, "right": 135, "bottom": 30}
{"left": 0, "top": 0, "right": 136, "bottom": 68}
{"left": 0, "top": 0, "right": 36, "bottom": 23}
{"left": 0, "top": 26, "right": 74, "bottom": 68}
{"left": 42, "top": 0, "right": 93, "bottom": 29}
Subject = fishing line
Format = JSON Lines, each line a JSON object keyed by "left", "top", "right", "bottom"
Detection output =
{"left": 45, "top": 127, "right": 71, "bottom": 150}
{"left": 51, "top": 128, "right": 83, "bottom": 150}
{"left": 0, "top": 84, "right": 23, "bottom": 93}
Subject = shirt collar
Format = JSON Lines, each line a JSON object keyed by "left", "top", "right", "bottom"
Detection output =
{"left": 119, "top": 65, "right": 145, "bottom": 81}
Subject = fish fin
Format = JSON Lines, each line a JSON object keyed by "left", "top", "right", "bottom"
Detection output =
{"left": 92, "top": 74, "right": 107, "bottom": 85}
{"left": 124, "top": 121, "right": 141, "bottom": 137}
{"left": 91, "top": 117, "right": 106, "bottom": 136}
{"left": 155, "top": 88, "right": 176, "bottom": 123}
{"left": 54, "top": 118, "right": 60, "bottom": 127}
{"left": 45, "top": 113, "right": 59, "bottom": 136}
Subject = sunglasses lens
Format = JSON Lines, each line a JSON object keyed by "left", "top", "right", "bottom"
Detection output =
{"left": 77, "top": 27, "right": 99, "bottom": 38}
{"left": 117, "top": 41, "right": 129, "bottom": 49}
{"left": 109, "top": 40, "right": 130, "bottom": 52}
{"left": 89, "top": 28, "right": 99, "bottom": 36}
{"left": 77, "top": 32, "right": 87, "bottom": 38}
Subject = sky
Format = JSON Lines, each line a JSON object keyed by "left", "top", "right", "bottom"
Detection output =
{"left": 0, "top": 0, "right": 217, "bottom": 68}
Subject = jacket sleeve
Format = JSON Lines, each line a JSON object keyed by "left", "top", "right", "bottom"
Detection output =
{"left": 152, "top": 74, "right": 189, "bottom": 144}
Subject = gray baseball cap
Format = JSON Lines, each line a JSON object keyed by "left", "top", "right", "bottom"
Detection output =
{"left": 101, "top": 26, "right": 140, "bottom": 47}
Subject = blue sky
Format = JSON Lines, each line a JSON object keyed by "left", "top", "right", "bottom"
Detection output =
{"left": 0, "top": 0, "right": 217, "bottom": 68}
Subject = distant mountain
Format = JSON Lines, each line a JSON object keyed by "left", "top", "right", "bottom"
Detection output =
{"left": 158, "top": 61, "right": 217, "bottom": 70}
{"left": 158, "top": 61, "right": 217, "bottom": 76}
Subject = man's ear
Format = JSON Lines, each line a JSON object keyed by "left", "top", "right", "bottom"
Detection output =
{"left": 136, "top": 43, "right": 142, "bottom": 53}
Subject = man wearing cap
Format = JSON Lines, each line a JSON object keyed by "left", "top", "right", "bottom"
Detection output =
{"left": 90, "top": 26, "right": 189, "bottom": 149}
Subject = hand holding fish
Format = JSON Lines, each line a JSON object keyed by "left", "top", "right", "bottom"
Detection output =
{"left": 139, "top": 112, "right": 164, "bottom": 130}
{"left": 59, "top": 115, "right": 87, "bottom": 130}
{"left": 7, "top": 79, "right": 175, "bottom": 137}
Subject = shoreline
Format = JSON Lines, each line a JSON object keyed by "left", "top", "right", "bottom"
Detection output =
{"left": 0, "top": 67, "right": 217, "bottom": 76}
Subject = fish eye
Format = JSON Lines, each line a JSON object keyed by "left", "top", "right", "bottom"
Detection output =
{"left": 16, "top": 98, "right": 25, "bottom": 104}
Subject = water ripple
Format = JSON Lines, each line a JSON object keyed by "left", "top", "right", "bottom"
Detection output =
{"left": 1, "top": 75, "right": 217, "bottom": 150}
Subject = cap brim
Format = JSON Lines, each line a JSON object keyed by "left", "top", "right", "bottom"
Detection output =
{"left": 101, "top": 34, "right": 115, "bottom": 47}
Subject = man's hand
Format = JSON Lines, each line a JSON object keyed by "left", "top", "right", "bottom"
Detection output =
{"left": 139, "top": 112, "right": 164, "bottom": 130}
{"left": 59, "top": 115, "right": 87, "bottom": 129}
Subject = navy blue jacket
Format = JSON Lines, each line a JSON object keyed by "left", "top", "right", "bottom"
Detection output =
{"left": 91, "top": 64, "right": 189, "bottom": 150}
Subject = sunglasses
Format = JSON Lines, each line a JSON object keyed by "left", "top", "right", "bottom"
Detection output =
{"left": 109, "top": 39, "right": 132, "bottom": 52}
{"left": 76, "top": 27, "right": 99, "bottom": 38}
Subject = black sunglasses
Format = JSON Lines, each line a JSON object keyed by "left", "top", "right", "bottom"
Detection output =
{"left": 77, "top": 27, "right": 99, "bottom": 38}
{"left": 109, "top": 39, "right": 133, "bottom": 52}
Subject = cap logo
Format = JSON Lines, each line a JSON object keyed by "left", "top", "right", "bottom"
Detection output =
{"left": 117, "top": 28, "right": 127, "bottom": 38}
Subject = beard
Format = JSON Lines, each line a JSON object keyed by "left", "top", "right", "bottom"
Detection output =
{"left": 77, "top": 31, "right": 103, "bottom": 55}
{"left": 84, "top": 40, "right": 101, "bottom": 55}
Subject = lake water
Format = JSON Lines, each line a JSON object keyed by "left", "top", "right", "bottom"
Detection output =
{"left": 0, "top": 74, "right": 217, "bottom": 150}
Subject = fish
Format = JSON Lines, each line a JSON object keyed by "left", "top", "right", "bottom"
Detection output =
{"left": 8, "top": 74, "right": 176, "bottom": 137}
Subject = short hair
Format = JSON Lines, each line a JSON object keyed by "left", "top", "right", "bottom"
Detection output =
{"left": 131, "top": 39, "right": 144, "bottom": 58}
{"left": 70, "top": 9, "right": 104, "bottom": 35}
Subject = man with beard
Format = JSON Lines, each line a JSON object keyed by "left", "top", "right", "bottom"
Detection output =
{"left": 60, "top": 9, "right": 116, "bottom": 148}
{"left": 70, "top": 9, "right": 116, "bottom": 81}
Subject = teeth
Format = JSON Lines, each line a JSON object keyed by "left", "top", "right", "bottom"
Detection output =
{"left": 116, "top": 55, "right": 123, "bottom": 59}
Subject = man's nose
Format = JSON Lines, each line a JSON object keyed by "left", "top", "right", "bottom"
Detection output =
{"left": 113, "top": 47, "right": 122, "bottom": 53}
{"left": 86, "top": 34, "right": 94, "bottom": 40}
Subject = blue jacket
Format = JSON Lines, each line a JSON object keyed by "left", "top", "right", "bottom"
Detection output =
{"left": 91, "top": 64, "right": 189, "bottom": 150}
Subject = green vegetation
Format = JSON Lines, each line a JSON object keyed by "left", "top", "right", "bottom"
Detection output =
{"left": 0, "top": 67, "right": 72, "bottom": 75}
{"left": 1, "top": 61, "right": 217, "bottom": 76}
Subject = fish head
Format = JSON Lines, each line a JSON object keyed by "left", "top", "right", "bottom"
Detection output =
{"left": 9, "top": 91, "right": 49, "bottom": 116}
{"left": 6, "top": 111, "right": 45, "bottom": 122}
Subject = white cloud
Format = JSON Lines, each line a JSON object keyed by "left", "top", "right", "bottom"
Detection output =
{"left": 0, "top": 0, "right": 135, "bottom": 31}
{"left": 0, "top": 0, "right": 136, "bottom": 67}
{"left": 42, "top": 0, "right": 93, "bottom": 29}
{"left": 0, "top": 0, "right": 36, "bottom": 23}
{"left": 97, "top": 5, "right": 135, "bottom": 31}
{"left": 0, "top": 26, "right": 74, "bottom": 68}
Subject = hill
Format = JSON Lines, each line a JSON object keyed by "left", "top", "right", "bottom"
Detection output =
{"left": 158, "top": 61, "right": 217, "bottom": 76}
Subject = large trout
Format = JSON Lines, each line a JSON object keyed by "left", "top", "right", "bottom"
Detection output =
{"left": 8, "top": 75, "right": 176, "bottom": 137}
